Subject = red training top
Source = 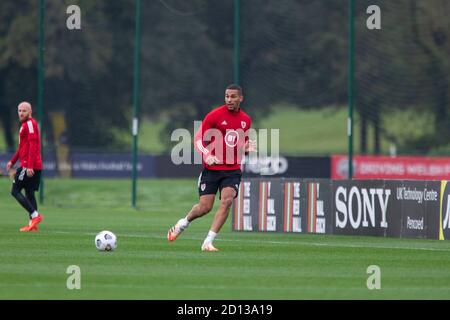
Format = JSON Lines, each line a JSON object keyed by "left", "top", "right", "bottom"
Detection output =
{"left": 10, "top": 117, "right": 43, "bottom": 170}
{"left": 194, "top": 105, "right": 252, "bottom": 171}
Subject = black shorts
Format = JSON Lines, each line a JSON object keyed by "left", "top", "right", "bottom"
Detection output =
{"left": 13, "top": 167, "right": 41, "bottom": 191}
{"left": 198, "top": 168, "right": 242, "bottom": 198}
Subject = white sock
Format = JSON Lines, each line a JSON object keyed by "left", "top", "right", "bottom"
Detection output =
{"left": 177, "top": 217, "right": 190, "bottom": 230}
{"left": 203, "top": 230, "right": 217, "bottom": 245}
{"left": 30, "top": 211, "right": 39, "bottom": 219}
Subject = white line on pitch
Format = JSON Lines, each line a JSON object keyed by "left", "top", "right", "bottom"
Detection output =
{"left": 52, "top": 230, "right": 450, "bottom": 252}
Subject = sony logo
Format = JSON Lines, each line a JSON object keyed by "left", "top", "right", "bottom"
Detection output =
{"left": 335, "top": 186, "right": 390, "bottom": 229}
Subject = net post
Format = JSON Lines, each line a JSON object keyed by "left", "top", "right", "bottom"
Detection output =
{"left": 234, "top": 0, "right": 241, "bottom": 85}
{"left": 132, "top": 0, "right": 142, "bottom": 208}
{"left": 348, "top": 0, "right": 355, "bottom": 179}
{"left": 38, "top": 0, "right": 45, "bottom": 203}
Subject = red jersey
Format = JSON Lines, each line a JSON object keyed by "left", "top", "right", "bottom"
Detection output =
{"left": 10, "top": 117, "right": 42, "bottom": 170}
{"left": 194, "top": 105, "right": 252, "bottom": 171}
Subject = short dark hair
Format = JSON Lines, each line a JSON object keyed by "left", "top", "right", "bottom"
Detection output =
{"left": 226, "top": 84, "right": 243, "bottom": 96}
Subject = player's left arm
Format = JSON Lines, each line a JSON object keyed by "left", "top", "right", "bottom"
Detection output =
{"left": 26, "top": 122, "right": 39, "bottom": 176}
{"left": 244, "top": 118, "right": 256, "bottom": 153}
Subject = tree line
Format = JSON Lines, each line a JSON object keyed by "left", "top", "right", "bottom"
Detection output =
{"left": 0, "top": 0, "right": 448, "bottom": 155}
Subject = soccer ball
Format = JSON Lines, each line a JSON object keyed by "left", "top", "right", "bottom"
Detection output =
{"left": 95, "top": 230, "right": 117, "bottom": 251}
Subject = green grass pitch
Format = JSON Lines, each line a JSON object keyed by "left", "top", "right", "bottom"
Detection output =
{"left": 1, "top": 178, "right": 450, "bottom": 299}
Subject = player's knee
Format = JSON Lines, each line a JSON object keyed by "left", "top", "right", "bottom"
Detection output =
{"left": 11, "top": 188, "right": 19, "bottom": 198}
{"left": 220, "top": 197, "right": 234, "bottom": 209}
{"left": 25, "top": 189, "right": 35, "bottom": 198}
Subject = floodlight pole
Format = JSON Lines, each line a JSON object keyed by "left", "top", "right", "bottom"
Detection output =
{"left": 131, "top": 0, "right": 142, "bottom": 208}
{"left": 348, "top": 0, "right": 355, "bottom": 179}
{"left": 38, "top": 0, "right": 45, "bottom": 203}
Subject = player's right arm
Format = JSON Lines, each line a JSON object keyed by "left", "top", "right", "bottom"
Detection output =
{"left": 193, "top": 112, "right": 221, "bottom": 165}
{"left": 7, "top": 122, "right": 24, "bottom": 171}
{"left": 7, "top": 150, "right": 19, "bottom": 171}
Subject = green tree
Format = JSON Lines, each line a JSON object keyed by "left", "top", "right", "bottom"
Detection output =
{"left": 408, "top": 0, "right": 450, "bottom": 150}
{"left": 0, "top": 1, "right": 38, "bottom": 151}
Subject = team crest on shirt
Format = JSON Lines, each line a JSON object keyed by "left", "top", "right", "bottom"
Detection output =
{"left": 241, "top": 121, "right": 246, "bottom": 129}
{"left": 201, "top": 183, "right": 206, "bottom": 191}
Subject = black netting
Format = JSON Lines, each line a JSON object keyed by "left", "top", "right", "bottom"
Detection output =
{"left": 354, "top": 0, "right": 450, "bottom": 155}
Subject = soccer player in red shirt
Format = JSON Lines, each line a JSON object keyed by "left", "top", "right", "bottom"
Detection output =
{"left": 6, "top": 102, "right": 44, "bottom": 232}
{"left": 168, "top": 84, "right": 256, "bottom": 251}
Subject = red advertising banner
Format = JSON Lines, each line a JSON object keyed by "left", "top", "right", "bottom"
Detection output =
{"left": 332, "top": 155, "right": 450, "bottom": 180}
